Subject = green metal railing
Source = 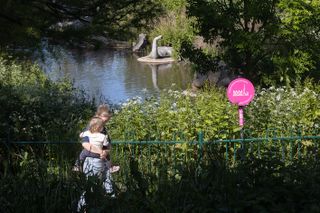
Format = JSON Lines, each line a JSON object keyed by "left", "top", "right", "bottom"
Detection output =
{"left": 1, "top": 128, "right": 320, "bottom": 179}
{"left": 1, "top": 128, "right": 319, "bottom": 158}
{"left": 1, "top": 128, "right": 319, "bottom": 202}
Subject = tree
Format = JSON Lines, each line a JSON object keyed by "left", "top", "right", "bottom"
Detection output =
{"left": 0, "top": 0, "right": 163, "bottom": 49}
{"left": 185, "top": 0, "right": 320, "bottom": 85}
{"left": 275, "top": 0, "right": 320, "bottom": 83}
{"left": 148, "top": 0, "right": 198, "bottom": 58}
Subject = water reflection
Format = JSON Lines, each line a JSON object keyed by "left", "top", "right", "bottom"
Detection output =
{"left": 147, "top": 63, "right": 173, "bottom": 91}
{"left": 36, "top": 47, "right": 193, "bottom": 104}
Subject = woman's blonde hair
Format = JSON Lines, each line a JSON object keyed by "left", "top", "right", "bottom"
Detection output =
{"left": 89, "top": 117, "right": 104, "bottom": 133}
{"left": 95, "top": 104, "right": 111, "bottom": 117}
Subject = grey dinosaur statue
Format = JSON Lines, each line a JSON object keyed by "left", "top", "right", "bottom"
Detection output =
{"left": 132, "top": 33, "right": 147, "bottom": 52}
{"left": 148, "top": 35, "right": 173, "bottom": 59}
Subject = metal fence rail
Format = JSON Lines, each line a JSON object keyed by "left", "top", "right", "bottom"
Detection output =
{"left": 1, "top": 129, "right": 319, "bottom": 185}
{"left": 1, "top": 129, "right": 319, "bottom": 164}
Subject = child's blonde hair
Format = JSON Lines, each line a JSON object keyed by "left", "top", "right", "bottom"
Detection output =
{"left": 89, "top": 117, "right": 104, "bottom": 133}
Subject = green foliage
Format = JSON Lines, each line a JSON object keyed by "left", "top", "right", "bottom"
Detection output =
{"left": 275, "top": 0, "right": 320, "bottom": 82}
{"left": 108, "top": 82, "right": 319, "bottom": 143}
{"left": 149, "top": 1, "right": 198, "bottom": 58}
{"left": 180, "top": 41, "right": 219, "bottom": 73}
{"left": 2, "top": 143, "right": 320, "bottom": 212}
{"left": 109, "top": 87, "right": 238, "bottom": 141}
{"left": 271, "top": 50, "right": 315, "bottom": 85}
{"left": 246, "top": 82, "right": 320, "bottom": 132}
{"left": 93, "top": 0, "right": 164, "bottom": 41}
{"left": 185, "top": 0, "right": 320, "bottom": 86}
{"left": 0, "top": 56, "right": 95, "bottom": 141}
{"left": 161, "top": 0, "right": 188, "bottom": 11}
{"left": 186, "top": 0, "right": 281, "bottom": 82}
{"left": 0, "top": 0, "right": 164, "bottom": 49}
{"left": 0, "top": 150, "right": 92, "bottom": 213}
{"left": 278, "top": 0, "right": 320, "bottom": 36}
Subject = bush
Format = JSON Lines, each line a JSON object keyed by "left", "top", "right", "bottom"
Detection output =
{"left": 109, "top": 83, "right": 320, "bottom": 141}
{"left": 109, "top": 87, "right": 239, "bottom": 141}
{"left": 0, "top": 56, "right": 95, "bottom": 141}
{"left": 246, "top": 82, "right": 320, "bottom": 134}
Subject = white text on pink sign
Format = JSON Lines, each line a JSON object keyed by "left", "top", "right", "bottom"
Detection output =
{"left": 232, "top": 84, "right": 249, "bottom": 97}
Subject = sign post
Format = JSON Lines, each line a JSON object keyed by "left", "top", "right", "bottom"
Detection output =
{"left": 227, "top": 78, "right": 255, "bottom": 143}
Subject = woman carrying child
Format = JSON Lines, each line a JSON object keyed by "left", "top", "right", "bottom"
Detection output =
{"left": 77, "top": 105, "right": 118, "bottom": 211}
{"left": 73, "top": 104, "right": 119, "bottom": 173}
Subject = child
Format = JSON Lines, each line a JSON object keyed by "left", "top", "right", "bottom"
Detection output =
{"left": 82, "top": 117, "right": 109, "bottom": 157}
{"left": 73, "top": 104, "right": 120, "bottom": 173}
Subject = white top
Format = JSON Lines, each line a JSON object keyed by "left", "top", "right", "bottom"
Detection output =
{"left": 80, "top": 130, "right": 109, "bottom": 149}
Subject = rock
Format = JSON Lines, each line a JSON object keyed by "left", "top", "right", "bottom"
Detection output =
{"left": 192, "top": 72, "right": 207, "bottom": 88}
{"left": 192, "top": 60, "right": 236, "bottom": 89}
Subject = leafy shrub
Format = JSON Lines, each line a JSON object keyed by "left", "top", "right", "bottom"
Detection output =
{"left": 246, "top": 82, "right": 320, "bottom": 134}
{"left": 109, "top": 87, "right": 239, "bottom": 141}
{"left": 109, "top": 82, "right": 319, "bottom": 141}
{"left": 0, "top": 56, "right": 95, "bottom": 141}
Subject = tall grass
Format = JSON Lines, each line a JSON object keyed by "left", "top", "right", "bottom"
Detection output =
{"left": 1, "top": 142, "right": 320, "bottom": 212}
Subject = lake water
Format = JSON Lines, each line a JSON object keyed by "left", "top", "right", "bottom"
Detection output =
{"left": 36, "top": 46, "right": 193, "bottom": 104}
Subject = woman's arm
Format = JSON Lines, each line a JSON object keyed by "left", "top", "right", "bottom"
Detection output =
{"left": 82, "top": 142, "right": 103, "bottom": 155}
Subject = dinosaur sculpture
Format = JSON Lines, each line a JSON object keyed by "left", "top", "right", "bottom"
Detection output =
{"left": 148, "top": 35, "right": 173, "bottom": 59}
{"left": 132, "top": 33, "right": 147, "bottom": 52}
{"left": 137, "top": 35, "right": 174, "bottom": 64}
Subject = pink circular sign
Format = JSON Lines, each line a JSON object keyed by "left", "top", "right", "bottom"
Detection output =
{"left": 227, "top": 78, "right": 255, "bottom": 106}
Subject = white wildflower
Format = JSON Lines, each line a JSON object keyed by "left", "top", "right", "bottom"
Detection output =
{"left": 179, "top": 107, "right": 187, "bottom": 112}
